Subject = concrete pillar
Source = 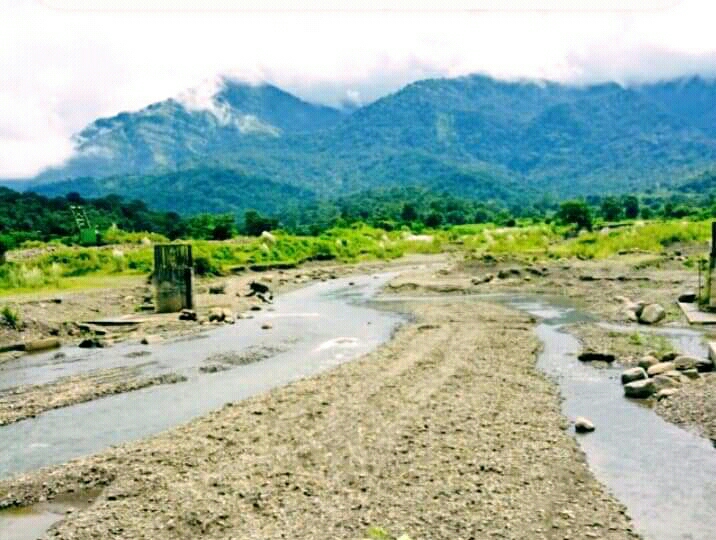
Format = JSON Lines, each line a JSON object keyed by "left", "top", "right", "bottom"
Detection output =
{"left": 710, "top": 222, "right": 716, "bottom": 309}
{"left": 153, "top": 244, "right": 194, "bottom": 313}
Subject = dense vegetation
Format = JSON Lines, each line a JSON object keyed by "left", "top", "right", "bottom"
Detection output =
{"left": 23, "top": 75, "right": 716, "bottom": 209}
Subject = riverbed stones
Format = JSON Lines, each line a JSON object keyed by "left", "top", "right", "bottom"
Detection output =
{"left": 655, "top": 388, "right": 679, "bottom": 400}
{"left": 652, "top": 374, "right": 682, "bottom": 392}
{"left": 208, "top": 283, "right": 226, "bottom": 295}
{"left": 578, "top": 350, "right": 616, "bottom": 363}
{"left": 574, "top": 417, "right": 595, "bottom": 433}
{"left": 647, "top": 361, "right": 675, "bottom": 377}
{"left": 78, "top": 337, "right": 106, "bottom": 349}
{"left": 638, "top": 355, "right": 660, "bottom": 370}
{"left": 23, "top": 338, "right": 61, "bottom": 352}
{"left": 621, "top": 367, "right": 648, "bottom": 384}
{"left": 696, "top": 358, "right": 715, "bottom": 372}
{"left": 179, "top": 309, "right": 197, "bottom": 321}
{"left": 639, "top": 303, "right": 666, "bottom": 325}
{"left": 673, "top": 355, "right": 700, "bottom": 371}
{"left": 681, "top": 368, "right": 701, "bottom": 380}
{"left": 624, "top": 378, "right": 656, "bottom": 398}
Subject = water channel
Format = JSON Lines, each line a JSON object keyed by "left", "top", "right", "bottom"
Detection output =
{"left": 2, "top": 278, "right": 716, "bottom": 539}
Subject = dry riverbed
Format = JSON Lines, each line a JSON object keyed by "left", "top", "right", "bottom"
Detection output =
{"left": 0, "top": 298, "right": 639, "bottom": 539}
{"left": 3, "top": 251, "right": 716, "bottom": 538}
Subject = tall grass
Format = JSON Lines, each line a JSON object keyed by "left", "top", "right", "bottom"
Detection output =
{"left": 0, "top": 219, "right": 710, "bottom": 293}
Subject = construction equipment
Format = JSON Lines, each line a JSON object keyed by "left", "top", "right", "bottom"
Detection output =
{"left": 69, "top": 205, "right": 99, "bottom": 246}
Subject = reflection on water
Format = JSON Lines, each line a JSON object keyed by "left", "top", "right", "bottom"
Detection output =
{"left": 0, "top": 274, "right": 404, "bottom": 479}
{"left": 512, "top": 297, "right": 716, "bottom": 540}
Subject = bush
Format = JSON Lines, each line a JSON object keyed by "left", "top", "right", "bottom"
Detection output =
{"left": 1, "top": 305, "right": 21, "bottom": 329}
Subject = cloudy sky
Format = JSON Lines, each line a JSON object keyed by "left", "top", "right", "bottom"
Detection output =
{"left": 2, "top": 0, "right": 716, "bottom": 178}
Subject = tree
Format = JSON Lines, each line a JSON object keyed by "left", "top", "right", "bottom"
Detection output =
{"left": 424, "top": 211, "right": 443, "bottom": 228}
{"left": 557, "top": 200, "right": 592, "bottom": 231}
{"left": 400, "top": 203, "right": 418, "bottom": 222}
{"left": 622, "top": 195, "right": 639, "bottom": 219}
{"left": 243, "top": 210, "right": 278, "bottom": 236}
{"left": 600, "top": 196, "right": 622, "bottom": 221}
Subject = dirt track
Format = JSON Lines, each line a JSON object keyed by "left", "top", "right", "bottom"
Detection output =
{"left": 0, "top": 295, "right": 639, "bottom": 539}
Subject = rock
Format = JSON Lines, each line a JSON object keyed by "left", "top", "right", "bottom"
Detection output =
{"left": 261, "top": 323, "right": 272, "bottom": 330}
{"left": 497, "top": 268, "right": 521, "bottom": 279}
{"left": 578, "top": 350, "right": 616, "bottom": 363}
{"left": 23, "top": 338, "right": 61, "bottom": 352}
{"left": 624, "top": 379, "right": 656, "bottom": 399}
{"left": 678, "top": 291, "right": 697, "bottom": 303}
{"left": 673, "top": 355, "right": 700, "bottom": 371}
{"left": 248, "top": 281, "right": 271, "bottom": 296}
{"left": 621, "top": 367, "right": 648, "bottom": 385}
{"left": 260, "top": 230, "right": 276, "bottom": 244}
{"left": 696, "top": 358, "right": 715, "bottom": 372}
{"left": 660, "top": 351, "right": 679, "bottom": 362}
{"left": 647, "top": 361, "right": 675, "bottom": 377}
{"left": 574, "top": 417, "right": 595, "bottom": 433}
{"left": 250, "top": 305, "right": 262, "bottom": 312}
{"left": 624, "top": 309, "right": 639, "bottom": 322}
{"left": 208, "top": 284, "right": 226, "bottom": 295}
{"left": 179, "top": 309, "right": 197, "bottom": 321}
{"left": 471, "top": 274, "right": 495, "bottom": 285}
{"left": 662, "top": 370, "right": 689, "bottom": 384}
{"left": 140, "top": 335, "right": 162, "bottom": 345}
{"left": 655, "top": 388, "right": 679, "bottom": 401}
{"left": 626, "top": 301, "right": 646, "bottom": 317}
{"left": 637, "top": 355, "right": 659, "bottom": 370}
{"left": 651, "top": 374, "right": 682, "bottom": 392}
{"left": 526, "top": 266, "right": 547, "bottom": 277}
{"left": 638, "top": 304, "right": 666, "bottom": 325}
{"left": 681, "top": 368, "right": 701, "bottom": 380}
{"left": 208, "top": 308, "right": 226, "bottom": 322}
{"left": 78, "top": 337, "right": 105, "bottom": 349}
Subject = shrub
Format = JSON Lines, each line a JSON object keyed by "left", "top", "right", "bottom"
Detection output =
{"left": 1, "top": 305, "right": 20, "bottom": 329}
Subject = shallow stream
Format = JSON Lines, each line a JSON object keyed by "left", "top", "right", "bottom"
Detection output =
{"left": 2, "top": 282, "right": 716, "bottom": 540}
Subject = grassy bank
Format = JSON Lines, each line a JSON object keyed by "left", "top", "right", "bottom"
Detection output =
{"left": 0, "top": 219, "right": 709, "bottom": 294}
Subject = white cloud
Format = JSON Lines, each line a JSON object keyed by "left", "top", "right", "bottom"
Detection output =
{"left": 1, "top": 0, "right": 716, "bottom": 177}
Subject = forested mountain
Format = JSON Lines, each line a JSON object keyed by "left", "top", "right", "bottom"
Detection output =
{"left": 18, "top": 74, "right": 716, "bottom": 215}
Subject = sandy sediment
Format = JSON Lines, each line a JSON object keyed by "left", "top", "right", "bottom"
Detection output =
{"left": 0, "top": 299, "right": 638, "bottom": 539}
{"left": 0, "top": 366, "right": 186, "bottom": 426}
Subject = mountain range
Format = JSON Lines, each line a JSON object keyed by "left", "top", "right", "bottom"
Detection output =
{"left": 16, "top": 74, "right": 716, "bottom": 217}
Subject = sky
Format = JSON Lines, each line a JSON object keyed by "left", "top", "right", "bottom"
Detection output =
{"left": 2, "top": 0, "right": 716, "bottom": 178}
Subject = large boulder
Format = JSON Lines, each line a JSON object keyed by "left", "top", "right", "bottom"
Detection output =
{"left": 621, "top": 367, "right": 648, "bottom": 385}
{"left": 624, "top": 379, "right": 656, "bottom": 399}
{"left": 639, "top": 304, "right": 666, "bottom": 325}
{"left": 647, "top": 361, "right": 675, "bottom": 377}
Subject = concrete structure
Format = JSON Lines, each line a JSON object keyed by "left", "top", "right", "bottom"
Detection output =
{"left": 710, "top": 222, "right": 716, "bottom": 309}
{"left": 153, "top": 244, "right": 194, "bottom": 313}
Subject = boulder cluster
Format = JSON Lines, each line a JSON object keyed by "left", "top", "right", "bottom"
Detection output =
{"left": 622, "top": 352, "right": 714, "bottom": 400}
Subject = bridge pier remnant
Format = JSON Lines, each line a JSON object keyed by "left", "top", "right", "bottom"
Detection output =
{"left": 709, "top": 222, "right": 716, "bottom": 309}
{"left": 153, "top": 244, "right": 194, "bottom": 313}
